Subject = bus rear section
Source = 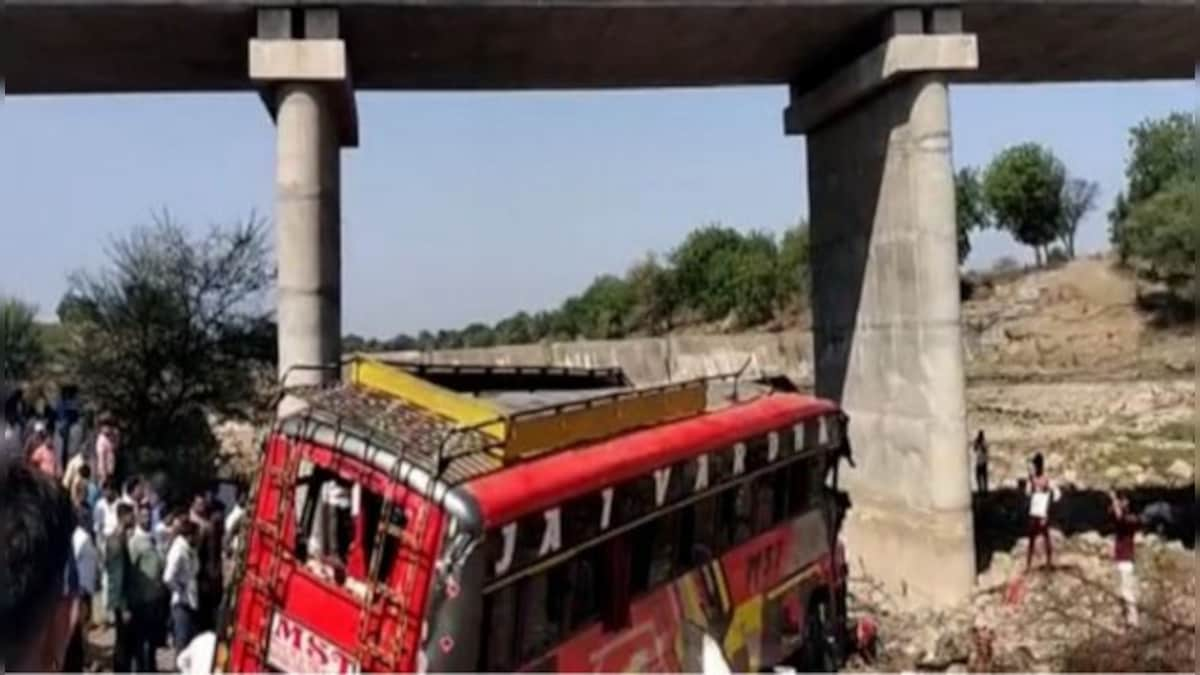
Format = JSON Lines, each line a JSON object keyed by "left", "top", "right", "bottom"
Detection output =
{"left": 221, "top": 422, "right": 450, "bottom": 672}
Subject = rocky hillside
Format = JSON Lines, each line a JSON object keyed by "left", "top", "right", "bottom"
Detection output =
{"left": 962, "top": 256, "right": 1194, "bottom": 381}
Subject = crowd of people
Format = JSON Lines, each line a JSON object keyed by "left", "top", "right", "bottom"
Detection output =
{"left": 0, "top": 400, "right": 247, "bottom": 673}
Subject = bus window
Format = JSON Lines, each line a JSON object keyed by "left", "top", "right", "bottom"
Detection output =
{"left": 751, "top": 474, "right": 776, "bottom": 534}
{"left": 480, "top": 585, "right": 518, "bottom": 671}
{"left": 688, "top": 495, "right": 720, "bottom": 564}
{"left": 628, "top": 520, "right": 655, "bottom": 594}
{"left": 292, "top": 466, "right": 400, "bottom": 594}
{"left": 787, "top": 458, "right": 816, "bottom": 517}
{"left": 647, "top": 511, "right": 680, "bottom": 587}
{"left": 771, "top": 467, "right": 790, "bottom": 523}
{"left": 719, "top": 483, "right": 754, "bottom": 549}
{"left": 293, "top": 466, "right": 354, "bottom": 582}
{"left": 356, "top": 490, "right": 403, "bottom": 583}
{"left": 745, "top": 437, "right": 770, "bottom": 474}
{"left": 566, "top": 546, "right": 603, "bottom": 632}
{"left": 517, "top": 571, "right": 563, "bottom": 663}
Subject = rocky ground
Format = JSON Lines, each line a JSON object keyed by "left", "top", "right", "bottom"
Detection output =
{"left": 845, "top": 531, "right": 1195, "bottom": 672}
{"left": 846, "top": 258, "right": 1196, "bottom": 673}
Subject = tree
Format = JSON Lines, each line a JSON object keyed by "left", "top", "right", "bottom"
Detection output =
{"left": 435, "top": 329, "right": 463, "bottom": 349}
{"left": 1125, "top": 113, "right": 1198, "bottom": 205}
{"left": 0, "top": 297, "right": 44, "bottom": 381}
{"left": 1108, "top": 192, "right": 1133, "bottom": 263}
{"left": 955, "top": 167, "right": 988, "bottom": 264}
{"left": 777, "top": 223, "right": 811, "bottom": 305}
{"left": 494, "top": 312, "right": 534, "bottom": 345}
{"left": 983, "top": 144, "right": 1067, "bottom": 266}
{"left": 1111, "top": 112, "right": 1198, "bottom": 264}
{"left": 625, "top": 254, "right": 678, "bottom": 335}
{"left": 576, "top": 275, "right": 635, "bottom": 339}
{"left": 1121, "top": 178, "right": 1198, "bottom": 293}
{"left": 460, "top": 323, "right": 496, "bottom": 348}
{"left": 724, "top": 231, "right": 780, "bottom": 327}
{"left": 381, "top": 333, "right": 415, "bottom": 351}
{"left": 669, "top": 225, "right": 747, "bottom": 315}
{"left": 1058, "top": 177, "right": 1099, "bottom": 259}
{"left": 59, "top": 214, "right": 274, "bottom": 493}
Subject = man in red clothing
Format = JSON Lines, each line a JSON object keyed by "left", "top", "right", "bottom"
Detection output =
{"left": 1109, "top": 490, "right": 1140, "bottom": 628}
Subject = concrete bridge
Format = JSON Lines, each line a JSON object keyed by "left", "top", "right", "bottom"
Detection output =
{"left": 8, "top": 0, "right": 1194, "bottom": 607}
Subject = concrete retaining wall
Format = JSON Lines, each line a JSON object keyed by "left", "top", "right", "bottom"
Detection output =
{"left": 374, "top": 331, "right": 814, "bottom": 386}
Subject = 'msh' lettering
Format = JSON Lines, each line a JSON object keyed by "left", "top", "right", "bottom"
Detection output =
{"left": 304, "top": 634, "right": 331, "bottom": 668}
{"left": 274, "top": 616, "right": 304, "bottom": 650}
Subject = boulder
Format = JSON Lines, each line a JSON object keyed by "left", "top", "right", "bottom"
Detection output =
{"left": 1166, "top": 459, "right": 1192, "bottom": 482}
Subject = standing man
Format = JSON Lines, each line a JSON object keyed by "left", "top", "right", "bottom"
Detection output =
{"left": 92, "top": 478, "right": 120, "bottom": 626}
{"left": 972, "top": 430, "right": 989, "bottom": 494}
{"left": 105, "top": 502, "right": 136, "bottom": 671}
{"left": 223, "top": 488, "right": 248, "bottom": 561}
{"left": 1109, "top": 490, "right": 1141, "bottom": 628}
{"left": 0, "top": 458, "right": 80, "bottom": 673}
{"left": 67, "top": 506, "right": 100, "bottom": 671}
{"left": 164, "top": 519, "right": 201, "bottom": 652}
{"left": 197, "top": 501, "right": 226, "bottom": 633}
{"left": 1025, "top": 453, "right": 1060, "bottom": 571}
{"left": 95, "top": 414, "right": 118, "bottom": 489}
{"left": 129, "top": 503, "right": 167, "bottom": 672}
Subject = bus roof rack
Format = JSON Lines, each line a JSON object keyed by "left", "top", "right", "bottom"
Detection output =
{"left": 370, "top": 360, "right": 631, "bottom": 393}
{"left": 271, "top": 356, "right": 787, "bottom": 480}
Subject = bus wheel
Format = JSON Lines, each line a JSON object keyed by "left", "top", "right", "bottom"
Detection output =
{"left": 802, "top": 598, "right": 837, "bottom": 673}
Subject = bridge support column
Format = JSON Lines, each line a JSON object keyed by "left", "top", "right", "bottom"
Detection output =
{"left": 249, "top": 8, "right": 358, "bottom": 400}
{"left": 784, "top": 8, "right": 979, "bottom": 608}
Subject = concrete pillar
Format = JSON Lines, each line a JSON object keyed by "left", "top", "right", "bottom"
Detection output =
{"left": 784, "top": 17, "right": 979, "bottom": 607}
{"left": 275, "top": 83, "right": 341, "bottom": 389}
{"left": 248, "top": 10, "right": 358, "bottom": 400}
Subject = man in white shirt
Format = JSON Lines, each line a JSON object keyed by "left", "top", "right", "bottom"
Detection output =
{"left": 66, "top": 515, "right": 99, "bottom": 670}
{"left": 91, "top": 480, "right": 119, "bottom": 625}
{"left": 164, "top": 518, "right": 201, "bottom": 651}
{"left": 223, "top": 492, "right": 247, "bottom": 561}
{"left": 176, "top": 631, "right": 216, "bottom": 675}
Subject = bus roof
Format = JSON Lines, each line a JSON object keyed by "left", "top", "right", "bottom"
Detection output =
{"left": 462, "top": 392, "right": 837, "bottom": 527}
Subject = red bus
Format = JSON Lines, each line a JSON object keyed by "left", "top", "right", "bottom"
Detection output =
{"left": 218, "top": 359, "right": 848, "bottom": 673}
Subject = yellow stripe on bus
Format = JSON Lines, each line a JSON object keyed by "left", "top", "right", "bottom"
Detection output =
{"left": 766, "top": 566, "right": 820, "bottom": 600}
{"left": 348, "top": 357, "right": 508, "bottom": 440}
{"left": 711, "top": 561, "right": 732, "bottom": 612}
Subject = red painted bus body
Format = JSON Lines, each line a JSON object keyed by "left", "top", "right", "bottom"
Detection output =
{"left": 220, "top": 388, "right": 848, "bottom": 673}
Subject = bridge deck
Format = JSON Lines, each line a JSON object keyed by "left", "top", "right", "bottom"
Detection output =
{"left": 6, "top": 1, "right": 1195, "bottom": 94}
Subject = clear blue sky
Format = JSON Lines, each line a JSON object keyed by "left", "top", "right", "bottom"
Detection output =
{"left": 0, "top": 81, "right": 1192, "bottom": 337}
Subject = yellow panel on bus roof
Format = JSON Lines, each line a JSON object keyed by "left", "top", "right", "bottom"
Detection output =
{"left": 347, "top": 357, "right": 508, "bottom": 440}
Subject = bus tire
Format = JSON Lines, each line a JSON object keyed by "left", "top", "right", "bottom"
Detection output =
{"left": 802, "top": 597, "right": 837, "bottom": 673}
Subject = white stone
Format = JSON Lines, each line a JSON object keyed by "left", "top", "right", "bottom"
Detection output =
{"left": 1167, "top": 458, "right": 1193, "bottom": 481}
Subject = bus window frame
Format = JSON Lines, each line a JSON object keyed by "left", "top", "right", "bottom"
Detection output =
{"left": 278, "top": 439, "right": 420, "bottom": 594}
